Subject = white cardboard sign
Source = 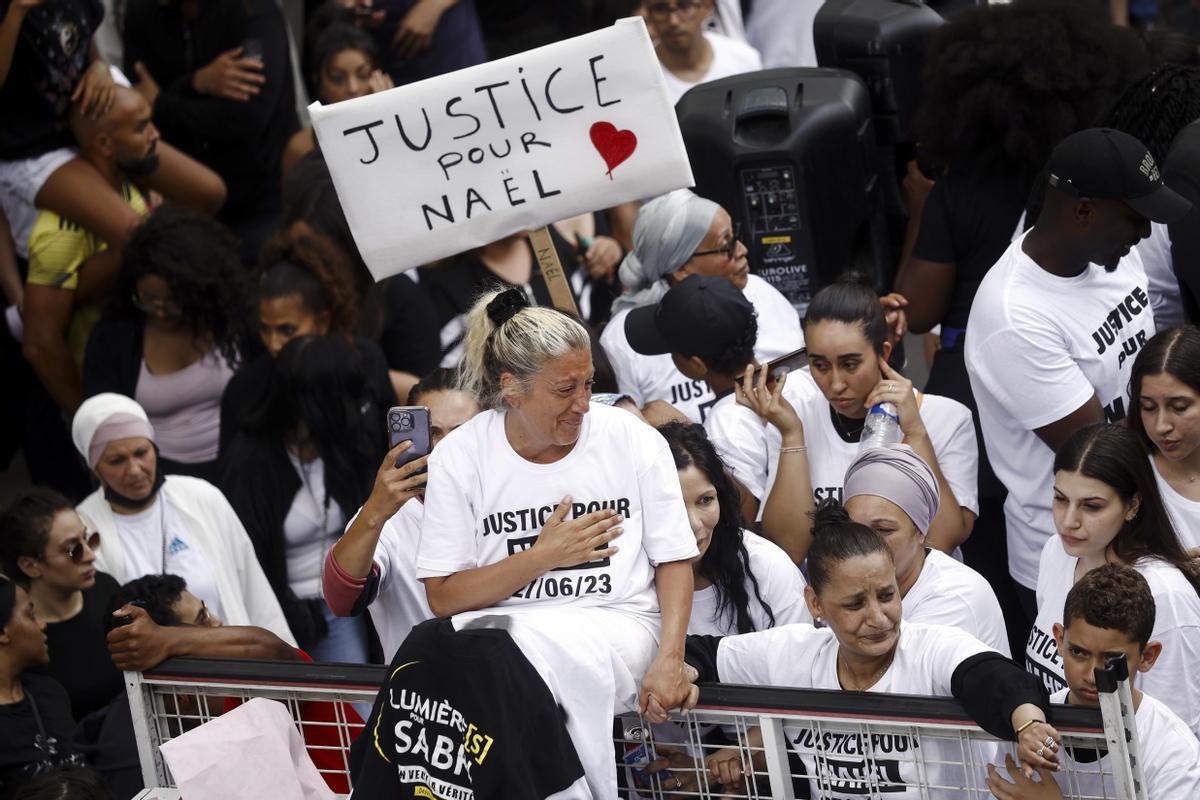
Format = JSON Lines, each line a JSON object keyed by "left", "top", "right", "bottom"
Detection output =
{"left": 309, "top": 17, "right": 694, "bottom": 281}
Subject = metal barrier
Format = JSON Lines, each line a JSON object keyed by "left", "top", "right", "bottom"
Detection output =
{"left": 126, "top": 658, "right": 1136, "bottom": 799}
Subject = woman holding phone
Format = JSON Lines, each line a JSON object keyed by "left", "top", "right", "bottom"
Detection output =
{"left": 220, "top": 334, "right": 383, "bottom": 660}
{"left": 738, "top": 277, "right": 979, "bottom": 564}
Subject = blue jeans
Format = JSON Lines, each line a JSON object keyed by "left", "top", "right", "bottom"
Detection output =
{"left": 307, "top": 599, "right": 369, "bottom": 665}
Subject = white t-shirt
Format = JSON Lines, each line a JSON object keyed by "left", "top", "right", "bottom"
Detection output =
{"left": 703, "top": 392, "right": 770, "bottom": 500}
{"left": 1028, "top": 536, "right": 1200, "bottom": 736}
{"left": 1136, "top": 222, "right": 1187, "bottom": 330}
{"left": 368, "top": 498, "right": 434, "bottom": 661}
{"left": 114, "top": 494, "right": 225, "bottom": 623}
{"left": 760, "top": 376, "right": 979, "bottom": 518}
{"left": 416, "top": 403, "right": 699, "bottom": 618}
{"left": 660, "top": 31, "right": 763, "bottom": 106}
{"left": 1049, "top": 688, "right": 1200, "bottom": 798}
{"left": 283, "top": 455, "right": 346, "bottom": 600}
{"left": 1152, "top": 455, "right": 1200, "bottom": 551}
{"left": 689, "top": 531, "right": 810, "bottom": 635}
{"left": 716, "top": 622, "right": 999, "bottom": 799}
{"left": 601, "top": 274, "right": 803, "bottom": 423}
{"left": 745, "top": 0, "right": 823, "bottom": 69}
{"left": 966, "top": 233, "right": 1156, "bottom": 589}
{"left": 906, "top": 548, "right": 1010, "bottom": 657}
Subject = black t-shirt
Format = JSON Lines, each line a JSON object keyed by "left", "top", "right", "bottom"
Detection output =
{"left": 122, "top": 0, "right": 298, "bottom": 220}
{"left": 0, "top": 0, "right": 103, "bottom": 159}
{"left": 1165, "top": 120, "right": 1200, "bottom": 324}
{"left": 377, "top": 273, "right": 443, "bottom": 379}
{"left": 31, "top": 572, "right": 123, "bottom": 721}
{"left": 911, "top": 171, "right": 1031, "bottom": 331}
{"left": 350, "top": 619, "right": 583, "bottom": 800}
{"left": 0, "top": 673, "right": 84, "bottom": 800}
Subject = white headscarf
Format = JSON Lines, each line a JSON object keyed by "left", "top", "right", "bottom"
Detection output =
{"left": 72, "top": 393, "right": 156, "bottom": 469}
{"left": 612, "top": 189, "right": 721, "bottom": 313}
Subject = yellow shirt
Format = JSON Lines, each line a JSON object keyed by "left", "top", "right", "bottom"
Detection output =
{"left": 26, "top": 182, "right": 149, "bottom": 367}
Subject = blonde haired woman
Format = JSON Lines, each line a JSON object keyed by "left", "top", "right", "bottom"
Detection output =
{"left": 415, "top": 288, "right": 700, "bottom": 797}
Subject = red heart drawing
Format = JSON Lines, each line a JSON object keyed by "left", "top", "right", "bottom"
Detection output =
{"left": 589, "top": 122, "right": 638, "bottom": 179}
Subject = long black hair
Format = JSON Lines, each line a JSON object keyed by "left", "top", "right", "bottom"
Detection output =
{"left": 1054, "top": 423, "right": 1200, "bottom": 596}
{"left": 247, "top": 334, "right": 382, "bottom": 513}
{"left": 1129, "top": 326, "right": 1200, "bottom": 453}
{"left": 807, "top": 499, "right": 894, "bottom": 595}
{"left": 106, "top": 205, "right": 251, "bottom": 370}
{"left": 658, "top": 422, "right": 776, "bottom": 634}
{"left": 803, "top": 274, "right": 888, "bottom": 355}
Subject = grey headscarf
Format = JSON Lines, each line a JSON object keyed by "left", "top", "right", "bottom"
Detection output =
{"left": 843, "top": 445, "right": 941, "bottom": 536}
{"left": 612, "top": 189, "right": 721, "bottom": 313}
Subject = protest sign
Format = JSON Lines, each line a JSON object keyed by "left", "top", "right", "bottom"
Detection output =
{"left": 309, "top": 17, "right": 694, "bottom": 282}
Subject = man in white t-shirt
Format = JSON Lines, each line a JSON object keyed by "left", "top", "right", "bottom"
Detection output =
{"left": 966, "top": 128, "right": 1189, "bottom": 610}
{"left": 986, "top": 564, "right": 1200, "bottom": 799}
{"left": 645, "top": 0, "right": 763, "bottom": 105}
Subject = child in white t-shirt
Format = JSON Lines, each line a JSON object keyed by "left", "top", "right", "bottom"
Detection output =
{"left": 988, "top": 564, "right": 1200, "bottom": 798}
{"left": 601, "top": 189, "right": 802, "bottom": 424}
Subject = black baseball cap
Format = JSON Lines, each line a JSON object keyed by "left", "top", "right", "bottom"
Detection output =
{"left": 1046, "top": 128, "right": 1190, "bottom": 224}
{"left": 625, "top": 275, "right": 756, "bottom": 358}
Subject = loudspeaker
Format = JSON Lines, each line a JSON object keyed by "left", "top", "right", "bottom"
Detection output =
{"left": 675, "top": 68, "right": 889, "bottom": 315}
{"left": 814, "top": 0, "right": 946, "bottom": 147}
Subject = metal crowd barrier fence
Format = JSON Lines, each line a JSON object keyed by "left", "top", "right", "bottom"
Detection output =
{"left": 126, "top": 657, "right": 1139, "bottom": 799}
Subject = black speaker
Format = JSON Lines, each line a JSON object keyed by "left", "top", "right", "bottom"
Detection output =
{"left": 813, "top": 0, "right": 946, "bottom": 147}
{"left": 675, "top": 68, "right": 889, "bottom": 315}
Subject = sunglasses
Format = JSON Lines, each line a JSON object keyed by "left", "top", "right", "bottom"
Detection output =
{"left": 60, "top": 531, "right": 101, "bottom": 563}
{"left": 690, "top": 222, "right": 742, "bottom": 261}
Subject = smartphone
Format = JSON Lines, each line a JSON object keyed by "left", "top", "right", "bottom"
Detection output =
{"left": 240, "top": 38, "right": 264, "bottom": 61}
{"left": 753, "top": 346, "right": 808, "bottom": 387}
{"left": 387, "top": 406, "right": 431, "bottom": 469}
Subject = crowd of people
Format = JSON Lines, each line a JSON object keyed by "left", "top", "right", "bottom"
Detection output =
{"left": 2, "top": 0, "right": 1200, "bottom": 798}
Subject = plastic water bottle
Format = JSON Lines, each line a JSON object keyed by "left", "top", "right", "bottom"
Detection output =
{"left": 858, "top": 402, "right": 901, "bottom": 452}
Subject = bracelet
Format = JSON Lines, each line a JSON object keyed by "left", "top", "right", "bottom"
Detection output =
{"left": 780, "top": 446, "right": 807, "bottom": 454}
{"left": 1014, "top": 719, "right": 1041, "bottom": 735}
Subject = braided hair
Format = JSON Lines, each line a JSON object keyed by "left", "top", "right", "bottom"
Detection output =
{"left": 1102, "top": 64, "right": 1200, "bottom": 163}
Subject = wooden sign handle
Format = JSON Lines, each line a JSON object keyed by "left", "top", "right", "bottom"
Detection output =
{"left": 528, "top": 226, "right": 581, "bottom": 318}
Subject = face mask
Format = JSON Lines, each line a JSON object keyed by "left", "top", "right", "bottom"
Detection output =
{"left": 102, "top": 460, "right": 166, "bottom": 510}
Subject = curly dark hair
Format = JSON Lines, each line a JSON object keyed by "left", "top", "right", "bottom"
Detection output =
{"left": 658, "top": 421, "right": 775, "bottom": 634}
{"left": 916, "top": 0, "right": 1148, "bottom": 178}
{"left": 257, "top": 223, "right": 361, "bottom": 337}
{"left": 109, "top": 574, "right": 187, "bottom": 627}
{"left": 106, "top": 205, "right": 250, "bottom": 370}
{"left": 1101, "top": 64, "right": 1200, "bottom": 163}
{"left": 1063, "top": 563, "right": 1156, "bottom": 648}
{"left": 1054, "top": 423, "right": 1200, "bottom": 597}
{"left": 306, "top": 22, "right": 380, "bottom": 97}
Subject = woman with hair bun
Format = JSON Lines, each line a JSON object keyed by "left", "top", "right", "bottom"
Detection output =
{"left": 1026, "top": 422, "right": 1200, "bottom": 736}
{"left": 218, "top": 224, "right": 395, "bottom": 452}
{"left": 738, "top": 277, "right": 978, "bottom": 566}
{"left": 665, "top": 501, "right": 1053, "bottom": 799}
{"left": 1130, "top": 326, "right": 1200, "bottom": 549}
{"left": 415, "top": 287, "right": 700, "bottom": 798}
